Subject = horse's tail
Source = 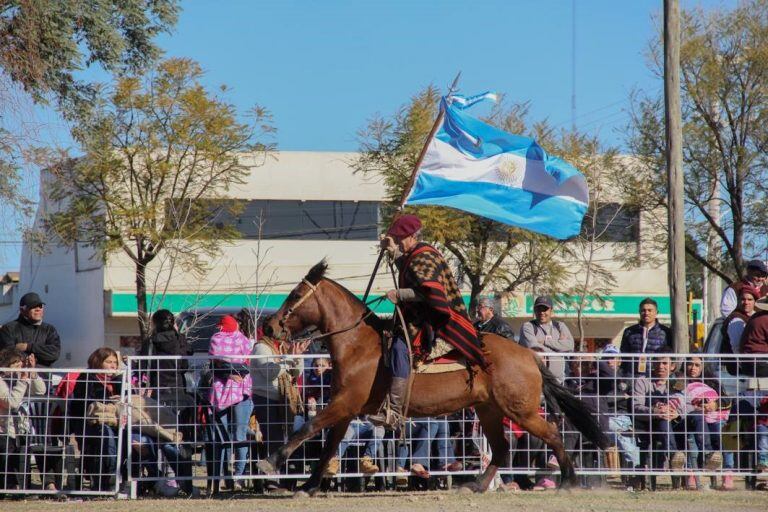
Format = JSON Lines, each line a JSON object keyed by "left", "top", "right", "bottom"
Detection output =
{"left": 536, "top": 357, "right": 609, "bottom": 450}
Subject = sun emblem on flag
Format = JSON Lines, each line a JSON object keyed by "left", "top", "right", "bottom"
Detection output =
{"left": 496, "top": 155, "right": 522, "bottom": 186}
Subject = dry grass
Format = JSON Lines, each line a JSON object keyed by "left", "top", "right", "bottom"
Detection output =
{"left": 2, "top": 489, "right": 768, "bottom": 512}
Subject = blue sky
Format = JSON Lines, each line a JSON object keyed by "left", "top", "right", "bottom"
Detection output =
{"left": 0, "top": 0, "right": 735, "bottom": 272}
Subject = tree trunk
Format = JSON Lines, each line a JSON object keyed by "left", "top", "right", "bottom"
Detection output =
{"left": 665, "top": 0, "right": 689, "bottom": 353}
{"left": 135, "top": 259, "right": 150, "bottom": 345}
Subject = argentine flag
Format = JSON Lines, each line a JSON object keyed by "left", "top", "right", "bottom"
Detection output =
{"left": 405, "top": 94, "right": 589, "bottom": 240}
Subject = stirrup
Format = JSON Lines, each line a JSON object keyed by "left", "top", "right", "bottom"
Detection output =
{"left": 368, "top": 402, "right": 403, "bottom": 431}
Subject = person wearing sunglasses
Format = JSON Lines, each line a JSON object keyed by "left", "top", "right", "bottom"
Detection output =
{"left": 0, "top": 292, "right": 61, "bottom": 367}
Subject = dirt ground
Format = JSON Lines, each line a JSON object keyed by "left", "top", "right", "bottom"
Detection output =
{"left": 3, "top": 489, "right": 768, "bottom": 512}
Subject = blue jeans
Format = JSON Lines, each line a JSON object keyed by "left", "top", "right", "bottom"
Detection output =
{"left": 758, "top": 424, "right": 768, "bottom": 467}
{"left": 686, "top": 414, "right": 734, "bottom": 469}
{"left": 131, "top": 433, "right": 194, "bottom": 493}
{"left": 84, "top": 423, "right": 119, "bottom": 491}
{"left": 216, "top": 398, "right": 253, "bottom": 477}
{"left": 607, "top": 415, "right": 640, "bottom": 467}
{"left": 338, "top": 420, "right": 383, "bottom": 459}
{"left": 398, "top": 417, "right": 455, "bottom": 469}
{"left": 391, "top": 337, "right": 411, "bottom": 378}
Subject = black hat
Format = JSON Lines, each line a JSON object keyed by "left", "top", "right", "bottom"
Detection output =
{"left": 20, "top": 292, "right": 45, "bottom": 309}
{"left": 746, "top": 259, "right": 768, "bottom": 275}
{"left": 533, "top": 296, "right": 553, "bottom": 309}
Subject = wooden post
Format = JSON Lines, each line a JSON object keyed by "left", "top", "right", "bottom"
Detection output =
{"left": 664, "top": 0, "right": 688, "bottom": 353}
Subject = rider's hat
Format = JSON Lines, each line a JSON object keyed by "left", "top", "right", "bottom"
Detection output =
{"left": 387, "top": 214, "right": 421, "bottom": 239}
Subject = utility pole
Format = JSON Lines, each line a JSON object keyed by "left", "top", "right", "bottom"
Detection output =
{"left": 664, "top": 0, "right": 689, "bottom": 353}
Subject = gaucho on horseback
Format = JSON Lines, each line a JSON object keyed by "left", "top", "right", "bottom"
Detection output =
{"left": 368, "top": 214, "right": 490, "bottom": 430}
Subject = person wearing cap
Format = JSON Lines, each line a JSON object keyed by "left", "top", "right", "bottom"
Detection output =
{"left": 0, "top": 292, "right": 61, "bottom": 367}
{"left": 619, "top": 298, "right": 673, "bottom": 376}
{"left": 371, "top": 214, "right": 489, "bottom": 430}
{"left": 518, "top": 295, "right": 574, "bottom": 381}
{"left": 474, "top": 297, "right": 515, "bottom": 341}
{"left": 720, "top": 259, "right": 768, "bottom": 318}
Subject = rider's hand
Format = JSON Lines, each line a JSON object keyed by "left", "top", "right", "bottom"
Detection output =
{"left": 386, "top": 289, "right": 399, "bottom": 304}
{"left": 380, "top": 235, "right": 397, "bottom": 254}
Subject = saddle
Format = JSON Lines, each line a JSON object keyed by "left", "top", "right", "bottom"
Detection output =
{"left": 415, "top": 350, "right": 467, "bottom": 374}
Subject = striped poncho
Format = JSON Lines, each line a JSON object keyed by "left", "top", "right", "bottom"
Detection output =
{"left": 396, "top": 243, "right": 490, "bottom": 371}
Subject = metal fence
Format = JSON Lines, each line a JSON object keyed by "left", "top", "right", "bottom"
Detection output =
{"left": 2, "top": 351, "right": 768, "bottom": 497}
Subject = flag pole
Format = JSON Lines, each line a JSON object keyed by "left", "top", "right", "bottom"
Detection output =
{"left": 398, "top": 71, "right": 461, "bottom": 208}
{"left": 361, "top": 72, "right": 461, "bottom": 303}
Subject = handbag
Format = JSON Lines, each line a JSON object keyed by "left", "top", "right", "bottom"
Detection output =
{"left": 86, "top": 401, "right": 121, "bottom": 427}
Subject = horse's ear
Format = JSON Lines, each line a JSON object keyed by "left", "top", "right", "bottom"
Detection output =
{"left": 305, "top": 258, "right": 329, "bottom": 284}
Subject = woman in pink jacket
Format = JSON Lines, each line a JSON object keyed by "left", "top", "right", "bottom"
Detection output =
{"left": 209, "top": 315, "right": 253, "bottom": 491}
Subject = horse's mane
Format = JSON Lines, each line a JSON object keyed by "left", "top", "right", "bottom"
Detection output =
{"left": 303, "top": 259, "right": 388, "bottom": 333}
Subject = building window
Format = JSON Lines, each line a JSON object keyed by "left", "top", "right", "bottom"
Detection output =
{"left": 581, "top": 202, "right": 639, "bottom": 243}
{"left": 212, "top": 200, "right": 381, "bottom": 240}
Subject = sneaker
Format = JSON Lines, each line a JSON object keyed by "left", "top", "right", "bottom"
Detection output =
{"left": 704, "top": 452, "right": 723, "bottom": 471}
{"left": 532, "top": 478, "right": 556, "bottom": 491}
{"left": 721, "top": 474, "right": 735, "bottom": 491}
{"left": 232, "top": 480, "right": 243, "bottom": 492}
{"left": 359, "top": 455, "right": 379, "bottom": 474}
{"left": 547, "top": 455, "right": 560, "bottom": 470}
{"left": 757, "top": 463, "right": 768, "bottom": 473}
{"left": 324, "top": 457, "right": 340, "bottom": 476}
{"left": 395, "top": 467, "right": 409, "bottom": 487}
{"left": 670, "top": 452, "right": 686, "bottom": 470}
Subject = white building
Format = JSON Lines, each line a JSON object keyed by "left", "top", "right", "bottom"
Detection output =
{"left": 3, "top": 151, "right": 675, "bottom": 365}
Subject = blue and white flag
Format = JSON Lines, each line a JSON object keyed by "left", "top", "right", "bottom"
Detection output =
{"left": 405, "top": 94, "right": 589, "bottom": 240}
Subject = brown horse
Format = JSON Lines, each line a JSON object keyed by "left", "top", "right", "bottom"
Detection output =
{"left": 259, "top": 260, "right": 606, "bottom": 494}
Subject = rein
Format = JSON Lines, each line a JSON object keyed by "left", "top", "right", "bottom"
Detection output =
{"left": 279, "top": 280, "right": 387, "bottom": 343}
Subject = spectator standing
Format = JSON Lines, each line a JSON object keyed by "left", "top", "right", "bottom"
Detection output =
{"left": 0, "top": 292, "right": 61, "bottom": 367}
{"left": 740, "top": 297, "right": 768, "bottom": 377}
{"left": 518, "top": 296, "right": 574, "bottom": 380}
{"left": 325, "top": 417, "right": 383, "bottom": 476}
{"left": 250, "top": 331, "right": 309, "bottom": 491}
{"left": 139, "top": 309, "right": 192, "bottom": 407}
{"left": 720, "top": 259, "right": 768, "bottom": 318}
{"left": 208, "top": 315, "right": 253, "bottom": 491}
{"left": 620, "top": 298, "right": 673, "bottom": 376}
{"left": 720, "top": 286, "right": 758, "bottom": 375}
{"left": 473, "top": 297, "right": 515, "bottom": 340}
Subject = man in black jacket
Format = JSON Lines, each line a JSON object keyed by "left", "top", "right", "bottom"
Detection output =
{"left": 473, "top": 297, "right": 516, "bottom": 340}
{"left": 0, "top": 292, "right": 61, "bottom": 367}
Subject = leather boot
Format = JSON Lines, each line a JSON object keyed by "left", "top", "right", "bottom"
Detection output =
{"left": 369, "top": 377, "right": 409, "bottom": 430}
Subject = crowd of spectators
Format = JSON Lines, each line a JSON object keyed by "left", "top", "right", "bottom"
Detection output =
{"left": 1, "top": 282, "right": 768, "bottom": 498}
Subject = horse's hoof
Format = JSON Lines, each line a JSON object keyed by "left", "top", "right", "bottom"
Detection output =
{"left": 256, "top": 459, "right": 277, "bottom": 475}
{"left": 293, "top": 490, "right": 310, "bottom": 499}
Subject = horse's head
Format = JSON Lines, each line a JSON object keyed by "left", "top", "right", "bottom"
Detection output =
{"left": 263, "top": 259, "right": 328, "bottom": 340}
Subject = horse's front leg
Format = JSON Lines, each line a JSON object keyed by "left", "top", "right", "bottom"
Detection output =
{"left": 257, "top": 399, "right": 354, "bottom": 475}
{"left": 297, "top": 418, "right": 352, "bottom": 496}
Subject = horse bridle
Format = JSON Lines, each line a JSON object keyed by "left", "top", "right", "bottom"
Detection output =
{"left": 279, "top": 279, "right": 318, "bottom": 329}
{"left": 277, "top": 278, "right": 386, "bottom": 343}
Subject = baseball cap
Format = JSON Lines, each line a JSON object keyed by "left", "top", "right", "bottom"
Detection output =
{"left": 746, "top": 259, "right": 768, "bottom": 275}
{"left": 20, "top": 292, "right": 45, "bottom": 309}
{"left": 533, "top": 296, "right": 553, "bottom": 309}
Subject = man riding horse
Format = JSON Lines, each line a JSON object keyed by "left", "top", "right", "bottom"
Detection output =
{"left": 368, "top": 214, "right": 490, "bottom": 430}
